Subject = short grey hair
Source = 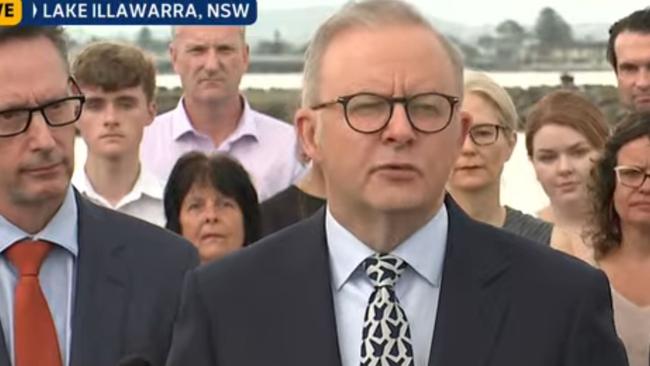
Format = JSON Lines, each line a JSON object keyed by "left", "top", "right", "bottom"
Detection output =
{"left": 301, "top": 0, "right": 464, "bottom": 107}
{"left": 464, "top": 71, "right": 518, "bottom": 131}
{"left": 170, "top": 26, "right": 247, "bottom": 43}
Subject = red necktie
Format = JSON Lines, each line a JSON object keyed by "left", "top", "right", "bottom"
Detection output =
{"left": 5, "top": 240, "right": 62, "bottom": 366}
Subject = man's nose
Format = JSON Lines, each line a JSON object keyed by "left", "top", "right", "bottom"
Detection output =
{"left": 381, "top": 103, "right": 416, "bottom": 145}
{"left": 102, "top": 104, "right": 119, "bottom": 126}
{"left": 634, "top": 67, "right": 650, "bottom": 89}
{"left": 26, "top": 111, "right": 57, "bottom": 151}
{"left": 204, "top": 49, "right": 219, "bottom": 71}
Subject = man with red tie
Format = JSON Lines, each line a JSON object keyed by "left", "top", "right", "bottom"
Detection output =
{"left": 0, "top": 27, "right": 198, "bottom": 366}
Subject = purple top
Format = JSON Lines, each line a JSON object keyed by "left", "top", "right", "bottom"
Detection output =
{"left": 141, "top": 97, "right": 305, "bottom": 201}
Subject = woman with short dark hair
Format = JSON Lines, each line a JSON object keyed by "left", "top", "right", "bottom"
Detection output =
{"left": 164, "top": 151, "right": 261, "bottom": 263}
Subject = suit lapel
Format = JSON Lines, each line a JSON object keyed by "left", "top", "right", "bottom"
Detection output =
{"left": 0, "top": 323, "right": 9, "bottom": 366}
{"left": 428, "top": 197, "right": 512, "bottom": 366}
{"left": 278, "top": 209, "right": 342, "bottom": 366}
{"left": 69, "top": 193, "right": 128, "bottom": 366}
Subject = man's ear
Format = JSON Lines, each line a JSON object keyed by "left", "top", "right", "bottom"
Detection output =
{"left": 242, "top": 43, "right": 250, "bottom": 73}
{"left": 458, "top": 110, "right": 472, "bottom": 147}
{"left": 295, "top": 107, "right": 322, "bottom": 163}
{"left": 144, "top": 101, "right": 157, "bottom": 126}
{"left": 169, "top": 42, "right": 180, "bottom": 75}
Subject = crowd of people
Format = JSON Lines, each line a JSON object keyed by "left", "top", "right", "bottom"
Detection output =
{"left": 0, "top": 1, "right": 649, "bottom": 366}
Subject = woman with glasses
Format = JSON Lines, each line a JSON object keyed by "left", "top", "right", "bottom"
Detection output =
{"left": 526, "top": 90, "right": 609, "bottom": 261}
{"left": 587, "top": 113, "right": 650, "bottom": 366}
{"left": 448, "top": 71, "right": 553, "bottom": 244}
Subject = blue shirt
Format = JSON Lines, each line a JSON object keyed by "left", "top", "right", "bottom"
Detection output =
{"left": 0, "top": 186, "right": 78, "bottom": 366}
{"left": 326, "top": 204, "right": 447, "bottom": 366}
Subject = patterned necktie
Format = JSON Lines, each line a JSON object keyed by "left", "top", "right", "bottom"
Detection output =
{"left": 5, "top": 240, "right": 62, "bottom": 366}
{"left": 360, "top": 253, "right": 414, "bottom": 366}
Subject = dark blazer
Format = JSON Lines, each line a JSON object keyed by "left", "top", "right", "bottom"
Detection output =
{"left": 166, "top": 198, "right": 628, "bottom": 366}
{"left": 0, "top": 192, "right": 199, "bottom": 366}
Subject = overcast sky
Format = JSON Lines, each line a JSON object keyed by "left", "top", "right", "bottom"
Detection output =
{"left": 260, "top": 0, "right": 649, "bottom": 26}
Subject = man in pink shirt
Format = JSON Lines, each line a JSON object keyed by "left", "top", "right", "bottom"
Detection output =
{"left": 141, "top": 26, "right": 304, "bottom": 201}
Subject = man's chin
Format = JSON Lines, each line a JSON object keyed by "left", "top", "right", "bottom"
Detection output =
{"left": 633, "top": 102, "right": 650, "bottom": 113}
{"left": 368, "top": 193, "right": 436, "bottom": 214}
{"left": 12, "top": 188, "right": 68, "bottom": 206}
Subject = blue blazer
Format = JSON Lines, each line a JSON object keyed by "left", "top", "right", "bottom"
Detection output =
{"left": 0, "top": 192, "right": 199, "bottom": 366}
{"left": 166, "top": 196, "right": 627, "bottom": 366}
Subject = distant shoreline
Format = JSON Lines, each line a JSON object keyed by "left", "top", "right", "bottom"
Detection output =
{"left": 155, "top": 75, "right": 623, "bottom": 128}
{"left": 156, "top": 70, "right": 617, "bottom": 91}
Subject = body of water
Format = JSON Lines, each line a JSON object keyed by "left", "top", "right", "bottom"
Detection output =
{"left": 153, "top": 71, "right": 585, "bottom": 213}
{"left": 157, "top": 70, "right": 617, "bottom": 90}
{"left": 78, "top": 70, "right": 611, "bottom": 215}
{"left": 74, "top": 131, "right": 550, "bottom": 215}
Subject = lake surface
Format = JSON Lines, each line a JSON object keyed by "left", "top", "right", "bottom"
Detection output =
{"left": 77, "top": 70, "right": 617, "bottom": 215}
{"left": 157, "top": 70, "right": 617, "bottom": 90}
{"left": 74, "top": 131, "right": 549, "bottom": 215}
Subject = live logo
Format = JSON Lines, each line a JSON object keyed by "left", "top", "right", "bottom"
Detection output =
{"left": 0, "top": 2, "right": 15, "bottom": 17}
{"left": 0, "top": 0, "right": 21, "bottom": 26}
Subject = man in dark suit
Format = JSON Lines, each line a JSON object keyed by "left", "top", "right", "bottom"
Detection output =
{"left": 166, "top": 1, "right": 628, "bottom": 365}
{"left": 0, "top": 27, "right": 198, "bottom": 366}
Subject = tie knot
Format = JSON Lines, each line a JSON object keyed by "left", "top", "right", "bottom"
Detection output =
{"left": 363, "top": 253, "right": 407, "bottom": 288}
{"left": 4, "top": 240, "right": 53, "bottom": 277}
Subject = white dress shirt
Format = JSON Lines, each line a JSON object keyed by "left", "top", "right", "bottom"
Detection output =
{"left": 72, "top": 166, "right": 165, "bottom": 227}
{"left": 326, "top": 204, "right": 448, "bottom": 366}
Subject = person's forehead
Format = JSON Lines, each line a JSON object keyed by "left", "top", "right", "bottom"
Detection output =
{"left": 175, "top": 26, "right": 242, "bottom": 44}
{"left": 619, "top": 136, "right": 650, "bottom": 159}
{"left": 81, "top": 84, "right": 147, "bottom": 100}
{"left": 615, "top": 31, "right": 650, "bottom": 55}
{"left": 0, "top": 37, "right": 68, "bottom": 107}
{"left": 319, "top": 25, "right": 459, "bottom": 94}
{"left": 533, "top": 124, "right": 591, "bottom": 148}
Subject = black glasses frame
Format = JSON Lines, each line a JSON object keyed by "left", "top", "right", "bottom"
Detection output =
{"left": 0, "top": 77, "right": 85, "bottom": 138}
{"left": 311, "top": 91, "right": 460, "bottom": 134}
{"left": 468, "top": 123, "right": 510, "bottom": 146}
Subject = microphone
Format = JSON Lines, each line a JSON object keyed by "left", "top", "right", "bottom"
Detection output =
{"left": 116, "top": 355, "right": 152, "bottom": 366}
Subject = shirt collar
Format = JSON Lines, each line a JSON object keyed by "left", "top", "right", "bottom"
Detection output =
{"left": 171, "top": 96, "right": 259, "bottom": 145}
{"left": 326, "top": 204, "right": 448, "bottom": 291}
{"left": 72, "top": 166, "right": 163, "bottom": 207}
{"left": 133, "top": 168, "right": 164, "bottom": 200}
{"left": 0, "top": 185, "right": 79, "bottom": 256}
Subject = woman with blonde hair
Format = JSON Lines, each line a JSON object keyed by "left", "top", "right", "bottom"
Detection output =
{"left": 526, "top": 90, "right": 609, "bottom": 261}
{"left": 448, "top": 71, "right": 553, "bottom": 244}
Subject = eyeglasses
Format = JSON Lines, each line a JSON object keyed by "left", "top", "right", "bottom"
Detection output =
{"left": 311, "top": 92, "right": 460, "bottom": 134}
{"left": 0, "top": 78, "right": 85, "bottom": 138}
{"left": 614, "top": 165, "right": 650, "bottom": 188}
{"left": 468, "top": 123, "right": 510, "bottom": 146}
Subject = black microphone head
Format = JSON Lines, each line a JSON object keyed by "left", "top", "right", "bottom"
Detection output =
{"left": 116, "top": 355, "right": 152, "bottom": 366}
